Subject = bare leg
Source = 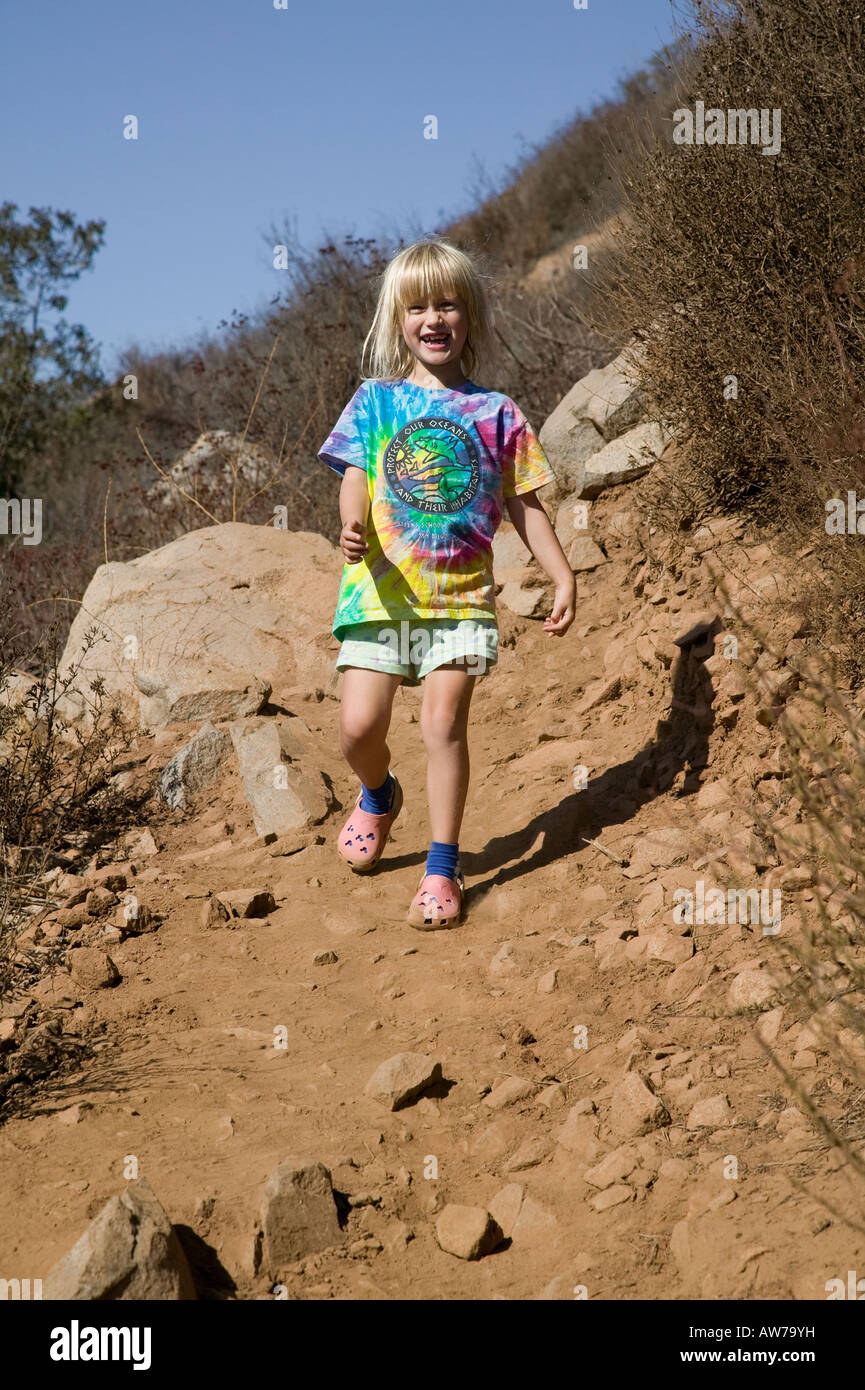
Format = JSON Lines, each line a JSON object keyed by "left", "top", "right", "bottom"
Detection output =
{"left": 420, "top": 662, "right": 477, "bottom": 844}
{"left": 338, "top": 667, "right": 403, "bottom": 787}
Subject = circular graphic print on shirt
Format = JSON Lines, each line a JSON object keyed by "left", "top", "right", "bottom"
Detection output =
{"left": 383, "top": 416, "right": 480, "bottom": 515}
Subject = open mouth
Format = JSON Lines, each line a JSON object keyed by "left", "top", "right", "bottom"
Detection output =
{"left": 420, "top": 333, "right": 451, "bottom": 350}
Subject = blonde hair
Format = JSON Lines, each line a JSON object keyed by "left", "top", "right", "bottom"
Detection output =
{"left": 361, "top": 238, "right": 492, "bottom": 382}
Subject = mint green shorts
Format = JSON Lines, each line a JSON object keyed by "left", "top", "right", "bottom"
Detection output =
{"left": 336, "top": 618, "right": 498, "bottom": 687}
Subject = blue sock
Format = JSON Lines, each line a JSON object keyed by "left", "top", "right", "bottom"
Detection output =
{"left": 426, "top": 840, "right": 460, "bottom": 880}
{"left": 359, "top": 771, "right": 395, "bottom": 814}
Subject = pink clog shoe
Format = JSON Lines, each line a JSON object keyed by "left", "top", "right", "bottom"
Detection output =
{"left": 407, "top": 865, "right": 465, "bottom": 930}
{"left": 337, "top": 773, "right": 403, "bottom": 872}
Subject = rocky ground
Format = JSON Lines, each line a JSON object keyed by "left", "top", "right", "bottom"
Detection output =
{"left": 3, "top": 440, "right": 865, "bottom": 1300}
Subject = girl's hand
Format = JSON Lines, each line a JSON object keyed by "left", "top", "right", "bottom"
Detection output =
{"left": 341, "top": 518, "right": 369, "bottom": 563}
{"left": 543, "top": 580, "right": 576, "bottom": 636}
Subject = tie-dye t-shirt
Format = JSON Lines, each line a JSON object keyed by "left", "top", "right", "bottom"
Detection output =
{"left": 317, "top": 378, "right": 557, "bottom": 641}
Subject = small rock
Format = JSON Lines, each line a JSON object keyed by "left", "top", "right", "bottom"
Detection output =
{"left": 57, "top": 1102, "right": 94, "bottom": 1125}
{"left": 313, "top": 950, "right": 338, "bottom": 966}
{"left": 157, "top": 721, "right": 232, "bottom": 811}
{"left": 434, "top": 1205, "right": 503, "bottom": 1260}
{"left": 589, "top": 1184, "right": 634, "bottom": 1212}
{"left": 504, "top": 1136, "right": 551, "bottom": 1172}
{"left": 607, "top": 1072, "right": 670, "bottom": 1140}
{"left": 482, "top": 1076, "right": 538, "bottom": 1111}
{"left": 645, "top": 931, "right": 695, "bottom": 965}
{"left": 67, "top": 948, "right": 121, "bottom": 990}
{"left": 55, "top": 905, "right": 91, "bottom": 930}
{"left": 267, "top": 828, "right": 318, "bottom": 857}
{"left": 116, "top": 827, "right": 159, "bottom": 858}
{"left": 535, "top": 1082, "right": 568, "bottom": 1110}
{"left": 669, "top": 1218, "right": 693, "bottom": 1272}
{"left": 567, "top": 536, "right": 607, "bottom": 572}
{"left": 217, "top": 889, "right": 277, "bottom": 919}
{"left": 584, "top": 1146, "right": 638, "bottom": 1189}
{"left": 577, "top": 674, "right": 621, "bottom": 716}
{"left": 557, "top": 1105, "right": 602, "bottom": 1163}
{"left": 687, "top": 1094, "right": 734, "bottom": 1129}
{"left": 363, "top": 1053, "right": 442, "bottom": 1111}
{"left": 31, "top": 975, "right": 82, "bottom": 1009}
{"left": 201, "top": 895, "right": 230, "bottom": 929}
{"left": 727, "top": 966, "right": 779, "bottom": 1012}
{"left": 85, "top": 887, "right": 118, "bottom": 917}
{"left": 537, "top": 968, "right": 559, "bottom": 994}
{"left": 487, "top": 1184, "right": 524, "bottom": 1239}
{"left": 498, "top": 582, "right": 547, "bottom": 619}
{"left": 384, "top": 1220, "right": 414, "bottom": 1251}
{"left": 673, "top": 611, "right": 716, "bottom": 647}
{"left": 260, "top": 1158, "right": 343, "bottom": 1273}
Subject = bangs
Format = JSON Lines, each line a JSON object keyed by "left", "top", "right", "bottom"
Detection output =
{"left": 392, "top": 245, "right": 474, "bottom": 314}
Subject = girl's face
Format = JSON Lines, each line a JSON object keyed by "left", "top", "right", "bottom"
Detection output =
{"left": 401, "top": 290, "right": 469, "bottom": 374}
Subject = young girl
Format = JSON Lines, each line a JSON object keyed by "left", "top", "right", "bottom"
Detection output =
{"left": 317, "top": 238, "right": 575, "bottom": 929}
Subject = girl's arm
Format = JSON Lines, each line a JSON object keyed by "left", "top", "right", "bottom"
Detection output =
{"left": 339, "top": 464, "right": 371, "bottom": 563}
{"left": 504, "top": 491, "right": 576, "bottom": 636}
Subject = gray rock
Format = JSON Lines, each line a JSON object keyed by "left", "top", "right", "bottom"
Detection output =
{"left": 435, "top": 1205, "right": 503, "bottom": 1260}
{"left": 576, "top": 422, "right": 669, "bottom": 500}
{"left": 157, "top": 721, "right": 232, "bottom": 811}
{"left": 136, "top": 671, "right": 270, "bottom": 730}
{"left": 43, "top": 1178, "right": 196, "bottom": 1300}
{"left": 544, "top": 350, "right": 647, "bottom": 444}
{"left": 364, "top": 1053, "right": 442, "bottom": 1110}
{"left": 229, "top": 716, "right": 331, "bottom": 838}
{"left": 537, "top": 417, "right": 605, "bottom": 499}
{"left": 260, "top": 1158, "right": 343, "bottom": 1273}
{"left": 148, "top": 429, "right": 275, "bottom": 509}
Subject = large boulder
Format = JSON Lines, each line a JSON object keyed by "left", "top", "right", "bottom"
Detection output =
{"left": 58, "top": 523, "right": 341, "bottom": 727}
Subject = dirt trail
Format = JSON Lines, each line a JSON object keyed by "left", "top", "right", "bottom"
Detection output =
{"left": 2, "top": 469, "right": 863, "bottom": 1301}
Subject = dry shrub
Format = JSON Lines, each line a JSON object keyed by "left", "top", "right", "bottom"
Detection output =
{"left": 697, "top": 577, "right": 865, "bottom": 1235}
{"left": 589, "top": 0, "right": 865, "bottom": 680}
{"left": 0, "top": 621, "right": 139, "bottom": 1007}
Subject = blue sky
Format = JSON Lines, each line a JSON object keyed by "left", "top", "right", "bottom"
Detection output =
{"left": 0, "top": 0, "right": 679, "bottom": 379}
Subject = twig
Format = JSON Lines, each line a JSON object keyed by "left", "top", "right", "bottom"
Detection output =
{"left": 103, "top": 476, "right": 112, "bottom": 565}
{"left": 136, "top": 428, "right": 221, "bottom": 525}
{"left": 239, "top": 333, "right": 280, "bottom": 451}
{"left": 579, "top": 835, "right": 627, "bottom": 867}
